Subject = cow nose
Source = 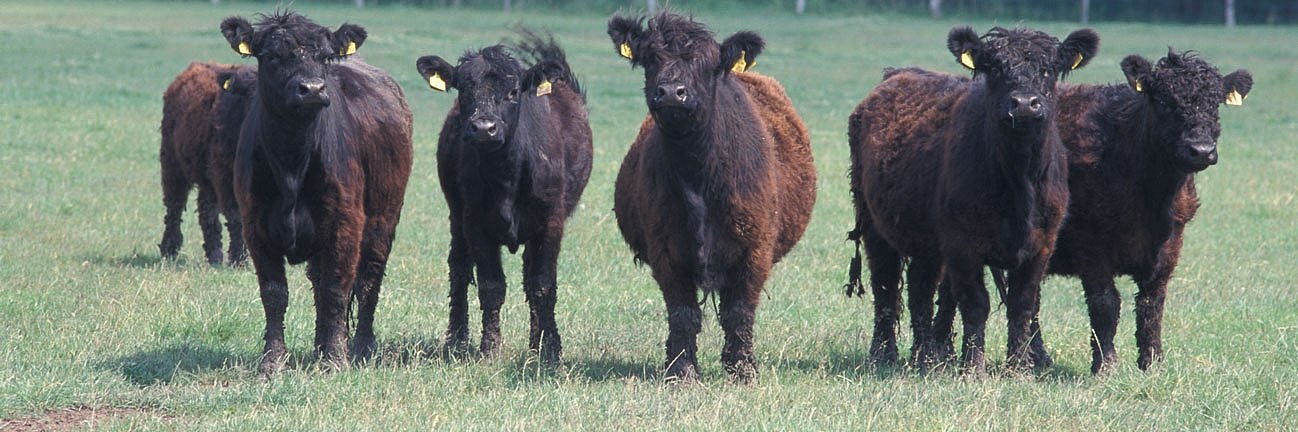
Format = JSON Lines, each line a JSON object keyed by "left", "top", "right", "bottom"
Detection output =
{"left": 1187, "top": 141, "right": 1218, "bottom": 166}
{"left": 298, "top": 80, "right": 325, "bottom": 97}
{"left": 1009, "top": 94, "right": 1043, "bottom": 117}
{"left": 470, "top": 118, "right": 500, "bottom": 141}
{"left": 655, "top": 83, "right": 688, "bottom": 105}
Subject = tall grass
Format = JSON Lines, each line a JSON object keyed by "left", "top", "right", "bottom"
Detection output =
{"left": 1, "top": 1, "right": 1295, "bottom": 429}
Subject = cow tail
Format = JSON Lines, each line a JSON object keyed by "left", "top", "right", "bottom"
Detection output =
{"left": 844, "top": 229, "right": 865, "bottom": 297}
{"left": 991, "top": 267, "right": 1008, "bottom": 307}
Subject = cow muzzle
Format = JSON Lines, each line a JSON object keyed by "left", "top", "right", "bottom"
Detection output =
{"left": 468, "top": 117, "right": 503, "bottom": 143}
{"left": 295, "top": 79, "right": 330, "bottom": 107}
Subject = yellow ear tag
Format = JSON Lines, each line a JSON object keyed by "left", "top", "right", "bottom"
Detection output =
{"left": 1225, "top": 89, "right": 1244, "bottom": 106}
{"left": 536, "top": 79, "right": 552, "bottom": 97}
{"left": 960, "top": 51, "right": 975, "bottom": 70}
{"left": 428, "top": 73, "right": 447, "bottom": 92}
{"left": 222, "top": 79, "right": 232, "bottom": 90}
{"left": 619, "top": 42, "right": 633, "bottom": 60}
{"left": 237, "top": 41, "right": 252, "bottom": 56}
{"left": 731, "top": 50, "right": 748, "bottom": 73}
{"left": 1071, "top": 53, "right": 1084, "bottom": 70}
{"left": 344, "top": 41, "right": 357, "bottom": 56}
{"left": 1134, "top": 80, "right": 1143, "bottom": 93}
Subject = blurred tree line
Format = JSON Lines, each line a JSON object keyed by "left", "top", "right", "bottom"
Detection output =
{"left": 202, "top": 0, "right": 1298, "bottom": 24}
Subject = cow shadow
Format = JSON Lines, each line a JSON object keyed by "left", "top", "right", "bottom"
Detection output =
{"left": 102, "top": 343, "right": 253, "bottom": 386}
{"left": 84, "top": 252, "right": 171, "bottom": 269}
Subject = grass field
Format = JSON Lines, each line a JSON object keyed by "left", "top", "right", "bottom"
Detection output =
{"left": 1, "top": 1, "right": 1295, "bottom": 429}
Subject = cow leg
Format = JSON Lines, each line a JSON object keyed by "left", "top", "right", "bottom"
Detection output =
{"left": 658, "top": 267, "right": 700, "bottom": 383}
{"left": 351, "top": 217, "right": 398, "bottom": 362}
{"left": 158, "top": 159, "right": 189, "bottom": 260}
{"left": 1135, "top": 263, "right": 1174, "bottom": 371}
{"left": 473, "top": 245, "right": 506, "bottom": 357}
{"left": 307, "top": 223, "right": 363, "bottom": 371}
{"left": 719, "top": 259, "right": 766, "bottom": 385}
{"left": 906, "top": 258, "right": 942, "bottom": 367}
{"left": 931, "top": 276, "right": 958, "bottom": 365}
{"left": 1005, "top": 252, "right": 1050, "bottom": 374}
{"left": 1028, "top": 316, "right": 1053, "bottom": 369}
{"left": 947, "top": 259, "right": 989, "bottom": 375}
{"left": 249, "top": 247, "right": 290, "bottom": 377}
{"left": 1081, "top": 271, "right": 1120, "bottom": 375}
{"left": 195, "top": 183, "right": 224, "bottom": 267}
{"left": 223, "top": 204, "right": 247, "bottom": 267}
{"left": 863, "top": 229, "right": 902, "bottom": 366}
{"left": 442, "top": 215, "right": 474, "bottom": 356}
{"left": 522, "top": 225, "right": 563, "bottom": 363}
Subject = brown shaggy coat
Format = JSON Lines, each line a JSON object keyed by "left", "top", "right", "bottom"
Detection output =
{"left": 221, "top": 11, "right": 413, "bottom": 375}
{"left": 610, "top": 11, "right": 816, "bottom": 383}
{"left": 158, "top": 61, "right": 249, "bottom": 266}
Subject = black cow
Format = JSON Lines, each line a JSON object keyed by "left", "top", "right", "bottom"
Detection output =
{"left": 846, "top": 26, "right": 1099, "bottom": 373}
{"left": 221, "top": 11, "right": 414, "bottom": 375}
{"left": 608, "top": 11, "right": 817, "bottom": 383}
{"left": 939, "top": 50, "right": 1253, "bottom": 374}
{"left": 415, "top": 29, "right": 593, "bottom": 362}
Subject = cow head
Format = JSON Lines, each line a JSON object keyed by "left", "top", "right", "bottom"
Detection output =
{"left": 417, "top": 46, "right": 524, "bottom": 148}
{"left": 221, "top": 11, "right": 365, "bottom": 120}
{"left": 214, "top": 65, "right": 258, "bottom": 140}
{"left": 1121, "top": 50, "right": 1252, "bottom": 172}
{"left": 609, "top": 11, "right": 763, "bottom": 137}
{"left": 949, "top": 26, "right": 1099, "bottom": 131}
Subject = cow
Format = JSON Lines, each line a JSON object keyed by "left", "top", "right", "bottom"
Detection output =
{"left": 208, "top": 64, "right": 258, "bottom": 268}
{"left": 608, "top": 11, "right": 817, "bottom": 384}
{"left": 845, "top": 26, "right": 1099, "bottom": 374}
{"left": 414, "top": 29, "right": 593, "bottom": 362}
{"left": 158, "top": 61, "right": 250, "bottom": 267}
{"left": 220, "top": 10, "right": 414, "bottom": 375}
{"left": 933, "top": 50, "right": 1253, "bottom": 374}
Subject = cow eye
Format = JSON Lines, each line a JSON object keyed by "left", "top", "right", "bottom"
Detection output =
{"left": 506, "top": 88, "right": 518, "bottom": 101}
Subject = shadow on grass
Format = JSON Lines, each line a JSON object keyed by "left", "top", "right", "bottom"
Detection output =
{"left": 84, "top": 252, "right": 172, "bottom": 269}
{"left": 102, "top": 343, "right": 252, "bottom": 386}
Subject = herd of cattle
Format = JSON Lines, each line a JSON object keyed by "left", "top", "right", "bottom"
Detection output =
{"left": 156, "top": 9, "right": 1251, "bottom": 382}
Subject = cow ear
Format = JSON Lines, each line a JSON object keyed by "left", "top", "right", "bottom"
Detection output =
{"left": 221, "top": 16, "right": 255, "bottom": 57}
{"left": 719, "top": 31, "right": 764, "bottom": 74}
{"left": 1058, "top": 28, "right": 1100, "bottom": 76}
{"left": 607, "top": 14, "right": 645, "bottom": 65}
{"left": 947, "top": 26, "right": 980, "bottom": 71}
{"left": 1222, "top": 69, "right": 1252, "bottom": 106}
{"left": 1121, "top": 55, "right": 1153, "bottom": 93}
{"left": 216, "top": 69, "right": 236, "bottom": 92}
{"left": 333, "top": 23, "right": 367, "bottom": 57}
{"left": 416, "top": 55, "right": 455, "bottom": 93}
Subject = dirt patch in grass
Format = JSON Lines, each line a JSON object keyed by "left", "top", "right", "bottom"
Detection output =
{"left": 1, "top": 406, "right": 171, "bottom": 431}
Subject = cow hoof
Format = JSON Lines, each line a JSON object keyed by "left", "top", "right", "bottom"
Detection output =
{"left": 479, "top": 335, "right": 502, "bottom": 359}
{"left": 259, "top": 343, "right": 288, "bottom": 377}
{"left": 960, "top": 351, "right": 988, "bottom": 377}
{"left": 1091, "top": 356, "right": 1118, "bottom": 376}
{"left": 351, "top": 335, "right": 377, "bottom": 362}
{"left": 1031, "top": 348, "right": 1055, "bottom": 370}
{"left": 726, "top": 361, "right": 758, "bottom": 385}
{"left": 868, "top": 342, "right": 899, "bottom": 367}
{"left": 664, "top": 363, "right": 699, "bottom": 384}
{"left": 1137, "top": 347, "right": 1163, "bottom": 371}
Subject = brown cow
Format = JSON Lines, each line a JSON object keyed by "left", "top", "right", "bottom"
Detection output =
{"left": 608, "top": 11, "right": 817, "bottom": 383}
{"left": 221, "top": 11, "right": 413, "bottom": 375}
{"left": 158, "top": 61, "right": 250, "bottom": 266}
{"left": 846, "top": 26, "right": 1098, "bottom": 374}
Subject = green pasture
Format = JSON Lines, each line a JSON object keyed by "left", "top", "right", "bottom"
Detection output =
{"left": 1, "top": 1, "right": 1295, "bottom": 429}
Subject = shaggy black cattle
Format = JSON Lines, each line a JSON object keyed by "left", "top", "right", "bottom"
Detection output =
{"left": 208, "top": 64, "right": 258, "bottom": 268}
{"left": 608, "top": 11, "right": 817, "bottom": 383}
{"left": 936, "top": 50, "right": 1253, "bottom": 374}
{"left": 846, "top": 26, "right": 1098, "bottom": 373}
{"left": 415, "top": 29, "right": 593, "bottom": 362}
{"left": 221, "top": 11, "right": 413, "bottom": 375}
{"left": 158, "top": 61, "right": 251, "bottom": 266}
